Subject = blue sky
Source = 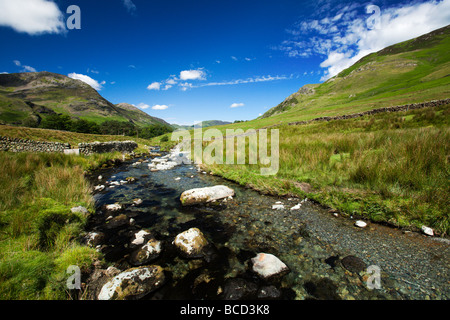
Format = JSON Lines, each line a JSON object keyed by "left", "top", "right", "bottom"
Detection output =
{"left": 1, "top": 0, "right": 449, "bottom": 125}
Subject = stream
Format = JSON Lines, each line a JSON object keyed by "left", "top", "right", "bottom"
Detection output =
{"left": 85, "top": 150, "right": 449, "bottom": 300}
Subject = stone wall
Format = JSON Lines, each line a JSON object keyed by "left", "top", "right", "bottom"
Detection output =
{"left": 288, "top": 99, "right": 450, "bottom": 126}
{"left": 78, "top": 141, "right": 138, "bottom": 156}
{"left": 0, "top": 136, "right": 138, "bottom": 155}
{"left": 0, "top": 136, "right": 70, "bottom": 153}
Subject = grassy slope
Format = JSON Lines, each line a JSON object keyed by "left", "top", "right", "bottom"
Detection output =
{"left": 0, "top": 127, "right": 152, "bottom": 299}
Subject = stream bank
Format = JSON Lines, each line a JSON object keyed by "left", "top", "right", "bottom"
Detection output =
{"left": 82, "top": 148, "right": 449, "bottom": 300}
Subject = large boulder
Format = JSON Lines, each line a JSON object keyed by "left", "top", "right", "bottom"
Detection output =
{"left": 180, "top": 185, "right": 235, "bottom": 206}
{"left": 173, "top": 228, "right": 209, "bottom": 258}
{"left": 98, "top": 265, "right": 165, "bottom": 300}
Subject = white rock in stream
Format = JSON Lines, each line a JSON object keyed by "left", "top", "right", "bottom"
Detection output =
{"left": 105, "top": 203, "right": 122, "bottom": 211}
{"left": 131, "top": 229, "right": 151, "bottom": 246}
{"left": 272, "top": 204, "right": 284, "bottom": 210}
{"left": 290, "top": 203, "right": 301, "bottom": 210}
{"left": 94, "top": 185, "right": 105, "bottom": 192}
{"left": 251, "top": 253, "right": 289, "bottom": 279}
{"left": 421, "top": 226, "right": 434, "bottom": 236}
{"left": 173, "top": 228, "right": 209, "bottom": 258}
{"left": 180, "top": 185, "right": 235, "bottom": 206}
{"left": 98, "top": 266, "right": 165, "bottom": 300}
{"left": 355, "top": 220, "right": 367, "bottom": 228}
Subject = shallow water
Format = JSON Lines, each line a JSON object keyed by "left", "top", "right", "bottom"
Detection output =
{"left": 87, "top": 154, "right": 450, "bottom": 300}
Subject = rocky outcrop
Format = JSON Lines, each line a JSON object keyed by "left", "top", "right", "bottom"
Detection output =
{"left": 0, "top": 136, "right": 70, "bottom": 153}
{"left": 288, "top": 99, "right": 450, "bottom": 126}
{"left": 78, "top": 141, "right": 138, "bottom": 156}
{"left": 180, "top": 185, "right": 235, "bottom": 206}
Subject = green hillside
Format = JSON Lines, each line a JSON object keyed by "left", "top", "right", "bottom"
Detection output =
{"left": 213, "top": 25, "right": 449, "bottom": 132}
{"left": 0, "top": 72, "right": 169, "bottom": 128}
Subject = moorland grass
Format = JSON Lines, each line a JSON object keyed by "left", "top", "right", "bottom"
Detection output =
{"left": 197, "top": 104, "right": 450, "bottom": 235}
{"left": 0, "top": 150, "right": 129, "bottom": 299}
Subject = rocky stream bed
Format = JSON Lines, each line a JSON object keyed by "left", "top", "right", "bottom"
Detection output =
{"left": 81, "top": 148, "right": 449, "bottom": 300}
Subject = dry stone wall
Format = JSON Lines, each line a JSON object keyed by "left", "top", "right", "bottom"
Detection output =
{"left": 0, "top": 136, "right": 70, "bottom": 153}
{"left": 78, "top": 141, "right": 138, "bottom": 156}
{"left": 0, "top": 136, "right": 138, "bottom": 155}
{"left": 288, "top": 99, "right": 450, "bottom": 126}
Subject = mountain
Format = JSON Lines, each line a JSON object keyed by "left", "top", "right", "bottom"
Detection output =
{"left": 0, "top": 72, "right": 169, "bottom": 127}
{"left": 171, "top": 120, "right": 232, "bottom": 130}
{"left": 261, "top": 24, "right": 450, "bottom": 123}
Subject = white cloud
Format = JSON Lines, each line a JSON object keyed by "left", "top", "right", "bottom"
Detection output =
{"left": 123, "top": 0, "right": 136, "bottom": 14}
{"left": 166, "top": 78, "right": 177, "bottom": 85}
{"left": 231, "top": 56, "right": 238, "bottom": 61}
{"left": 137, "top": 103, "right": 150, "bottom": 109}
{"left": 152, "top": 104, "right": 169, "bottom": 110}
{"left": 279, "top": 0, "right": 450, "bottom": 81}
{"left": 179, "top": 69, "right": 206, "bottom": 81}
{"left": 13, "top": 60, "right": 37, "bottom": 73}
{"left": 22, "top": 65, "right": 37, "bottom": 72}
{"left": 179, "top": 82, "right": 194, "bottom": 91}
{"left": 200, "top": 75, "right": 290, "bottom": 87}
{"left": 230, "top": 103, "right": 245, "bottom": 108}
{"left": 147, "top": 82, "right": 161, "bottom": 90}
{"left": 68, "top": 73, "right": 103, "bottom": 91}
{"left": 0, "top": 0, "right": 66, "bottom": 35}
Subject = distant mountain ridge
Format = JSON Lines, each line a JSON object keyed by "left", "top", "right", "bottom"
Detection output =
{"left": 0, "top": 72, "right": 170, "bottom": 128}
{"left": 171, "top": 120, "right": 232, "bottom": 130}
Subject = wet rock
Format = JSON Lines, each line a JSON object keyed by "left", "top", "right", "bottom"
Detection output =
{"left": 85, "top": 231, "right": 105, "bottom": 247}
{"left": 251, "top": 253, "right": 289, "bottom": 279}
{"left": 341, "top": 255, "right": 367, "bottom": 273}
{"left": 105, "top": 203, "right": 122, "bottom": 211}
{"left": 133, "top": 198, "right": 143, "bottom": 205}
{"left": 257, "top": 285, "right": 281, "bottom": 299}
{"left": 222, "top": 278, "right": 258, "bottom": 300}
{"left": 173, "top": 228, "right": 209, "bottom": 258}
{"left": 105, "top": 214, "right": 128, "bottom": 229}
{"left": 129, "top": 238, "right": 163, "bottom": 266}
{"left": 325, "top": 256, "right": 340, "bottom": 269}
{"left": 98, "top": 265, "right": 165, "bottom": 300}
{"left": 304, "top": 278, "right": 341, "bottom": 300}
{"left": 94, "top": 185, "right": 105, "bottom": 192}
{"left": 180, "top": 185, "right": 235, "bottom": 206}
{"left": 192, "top": 272, "right": 221, "bottom": 299}
{"left": 421, "top": 226, "right": 434, "bottom": 236}
{"left": 130, "top": 229, "right": 153, "bottom": 247}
